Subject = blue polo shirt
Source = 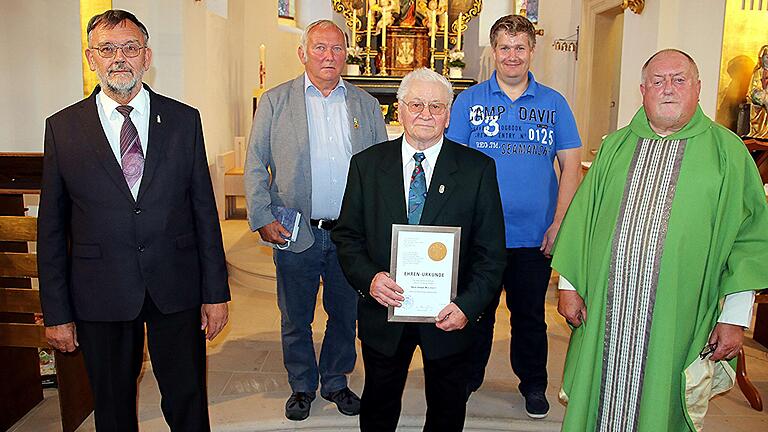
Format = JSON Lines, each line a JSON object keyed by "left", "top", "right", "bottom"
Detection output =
{"left": 446, "top": 71, "right": 581, "bottom": 248}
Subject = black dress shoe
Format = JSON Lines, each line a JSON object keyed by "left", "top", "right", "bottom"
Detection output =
{"left": 321, "top": 387, "right": 361, "bottom": 416}
{"left": 285, "top": 391, "right": 315, "bottom": 421}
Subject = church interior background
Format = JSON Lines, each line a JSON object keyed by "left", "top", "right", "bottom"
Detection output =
{"left": 2, "top": 0, "right": 768, "bottom": 430}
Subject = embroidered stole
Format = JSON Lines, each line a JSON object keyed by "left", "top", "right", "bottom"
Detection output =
{"left": 596, "top": 138, "right": 687, "bottom": 432}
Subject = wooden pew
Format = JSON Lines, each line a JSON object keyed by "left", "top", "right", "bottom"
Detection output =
{"left": 0, "top": 216, "right": 93, "bottom": 431}
{"left": 737, "top": 290, "right": 768, "bottom": 412}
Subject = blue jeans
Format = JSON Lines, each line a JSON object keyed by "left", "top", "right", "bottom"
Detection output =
{"left": 273, "top": 227, "right": 358, "bottom": 394}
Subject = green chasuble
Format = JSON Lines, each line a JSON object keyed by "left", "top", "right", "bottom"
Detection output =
{"left": 552, "top": 106, "right": 768, "bottom": 432}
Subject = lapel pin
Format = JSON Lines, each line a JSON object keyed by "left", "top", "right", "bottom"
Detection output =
{"left": 157, "top": 114, "right": 161, "bottom": 123}
{"left": 353, "top": 117, "right": 359, "bottom": 129}
{"left": 439, "top": 185, "right": 445, "bottom": 194}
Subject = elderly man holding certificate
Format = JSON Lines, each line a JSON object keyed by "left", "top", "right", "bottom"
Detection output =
{"left": 332, "top": 68, "right": 507, "bottom": 432}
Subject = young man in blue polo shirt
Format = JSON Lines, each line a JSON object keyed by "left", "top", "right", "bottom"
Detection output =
{"left": 445, "top": 14, "right": 581, "bottom": 418}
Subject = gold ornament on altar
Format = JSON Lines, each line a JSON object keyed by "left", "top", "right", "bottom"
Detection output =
{"left": 332, "top": 0, "right": 482, "bottom": 76}
{"left": 622, "top": 0, "right": 645, "bottom": 14}
{"left": 747, "top": 45, "right": 768, "bottom": 139}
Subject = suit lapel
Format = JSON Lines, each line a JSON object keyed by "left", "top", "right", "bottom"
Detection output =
{"left": 378, "top": 138, "right": 408, "bottom": 224}
{"left": 419, "top": 140, "right": 459, "bottom": 226}
{"left": 290, "top": 76, "right": 312, "bottom": 193}
{"left": 346, "top": 85, "right": 365, "bottom": 153}
{"left": 79, "top": 86, "right": 136, "bottom": 204}
{"left": 137, "top": 85, "right": 168, "bottom": 203}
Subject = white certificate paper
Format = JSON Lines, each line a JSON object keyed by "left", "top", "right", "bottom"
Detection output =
{"left": 388, "top": 225, "right": 461, "bottom": 322}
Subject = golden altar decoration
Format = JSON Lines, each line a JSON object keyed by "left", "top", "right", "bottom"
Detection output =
{"left": 332, "top": 0, "right": 482, "bottom": 76}
{"left": 386, "top": 26, "right": 429, "bottom": 76}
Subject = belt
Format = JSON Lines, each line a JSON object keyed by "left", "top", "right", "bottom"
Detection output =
{"left": 310, "top": 218, "right": 337, "bottom": 230}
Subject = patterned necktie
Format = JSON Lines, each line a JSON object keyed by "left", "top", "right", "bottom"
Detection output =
{"left": 115, "top": 105, "right": 145, "bottom": 190}
{"left": 408, "top": 152, "right": 427, "bottom": 224}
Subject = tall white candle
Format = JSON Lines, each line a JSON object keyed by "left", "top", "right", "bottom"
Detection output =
{"left": 456, "top": 13, "right": 463, "bottom": 49}
{"left": 366, "top": 9, "right": 373, "bottom": 49}
{"left": 382, "top": 8, "right": 388, "bottom": 45}
{"left": 430, "top": 10, "right": 436, "bottom": 49}
{"left": 260, "top": 44, "right": 266, "bottom": 68}
{"left": 442, "top": 12, "right": 448, "bottom": 50}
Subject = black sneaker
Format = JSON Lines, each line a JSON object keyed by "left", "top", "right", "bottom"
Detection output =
{"left": 321, "top": 387, "right": 361, "bottom": 416}
{"left": 523, "top": 390, "right": 550, "bottom": 419}
{"left": 285, "top": 391, "right": 315, "bottom": 421}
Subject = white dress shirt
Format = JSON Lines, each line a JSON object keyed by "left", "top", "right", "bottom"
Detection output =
{"left": 557, "top": 276, "right": 755, "bottom": 328}
{"left": 96, "top": 87, "right": 150, "bottom": 199}
{"left": 401, "top": 135, "right": 443, "bottom": 208}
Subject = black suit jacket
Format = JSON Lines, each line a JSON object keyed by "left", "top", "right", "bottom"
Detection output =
{"left": 38, "top": 85, "right": 230, "bottom": 326}
{"left": 332, "top": 137, "right": 506, "bottom": 360}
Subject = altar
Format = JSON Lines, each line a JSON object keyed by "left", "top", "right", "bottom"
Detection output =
{"left": 343, "top": 74, "right": 475, "bottom": 125}
{"left": 333, "top": 0, "right": 481, "bottom": 77}
{"left": 333, "top": 1, "right": 481, "bottom": 123}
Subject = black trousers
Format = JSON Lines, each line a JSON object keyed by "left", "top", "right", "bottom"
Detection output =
{"left": 467, "top": 247, "right": 552, "bottom": 395}
{"left": 359, "top": 325, "right": 471, "bottom": 432}
{"left": 76, "top": 294, "right": 209, "bottom": 432}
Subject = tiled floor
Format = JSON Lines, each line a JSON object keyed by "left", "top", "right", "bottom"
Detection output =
{"left": 9, "top": 220, "right": 768, "bottom": 431}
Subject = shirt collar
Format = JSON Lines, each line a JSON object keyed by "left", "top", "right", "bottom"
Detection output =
{"left": 304, "top": 73, "right": 347, "bottom": 96}
{"left": 401, "top": 134, "right": 444, "bottom": 163}
{"left": 97, "top": 85, "right": 149, "bottom": 119}
{"left": 490, "top": 70, "right": 538, "bottom": 99}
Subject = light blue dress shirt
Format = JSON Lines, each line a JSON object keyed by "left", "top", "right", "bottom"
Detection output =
{"left": 304, "top": 74, "right": 352, "bottom": 219}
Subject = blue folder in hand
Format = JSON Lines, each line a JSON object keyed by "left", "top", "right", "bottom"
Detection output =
{"left": 270, "top": 205, "right": 301, "bottom": 249}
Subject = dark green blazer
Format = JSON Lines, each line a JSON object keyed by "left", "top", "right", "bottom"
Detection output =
{"left": 332, "top": 137, "right": 506, "bottom": 360}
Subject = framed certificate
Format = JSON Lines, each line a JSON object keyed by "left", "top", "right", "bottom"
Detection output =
{"left": 388, "top": 224, "right": 461, "bottom": 322}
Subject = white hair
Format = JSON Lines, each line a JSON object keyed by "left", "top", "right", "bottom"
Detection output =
{"left": 300, "top": 20, "right": 347, "bottom": 59}
{"left": 397, "top": 68, "right": 454, "bottom": 108}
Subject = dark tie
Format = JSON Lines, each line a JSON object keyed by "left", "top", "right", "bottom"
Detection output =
{"left": 115, "top": 105, "right": 145, "bottom": 190}
{"left": 408, "top": 152, "right": 427, "bottom": 224}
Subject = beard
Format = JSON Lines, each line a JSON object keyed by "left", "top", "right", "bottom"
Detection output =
{"left": 97, "top": 62, "right": 143, "bottom": 98}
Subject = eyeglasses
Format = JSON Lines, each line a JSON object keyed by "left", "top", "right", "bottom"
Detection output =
{"left": 402, "top": 100, "right": 448, "bottom": 116}
{"left": 90, "top": 43, "right": 146, "bottom": 58}
{"left": 699, "top": 343, "right": 717, "bottom": 359}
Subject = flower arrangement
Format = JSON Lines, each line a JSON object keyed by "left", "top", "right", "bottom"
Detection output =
{"left": 346, "top": 46, "right": 365, "bottom": 65}
{"left": 447, "top": 50, "right": 466, "bottom": 69}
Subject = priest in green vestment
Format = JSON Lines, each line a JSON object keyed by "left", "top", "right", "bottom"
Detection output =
{"left": 552, "top": 49, "right": 768, "bottom": 432}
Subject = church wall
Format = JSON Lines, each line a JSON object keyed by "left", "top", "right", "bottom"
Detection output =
{"left": 116, "top": 0, "right": 185, "bottom": 101}
{"left": 114, "top": 0, "right": 238, "bottom": 164}
{"left": 529, "top": 0, "right": 580, "bottom": 105}
{"left": 0, "top": 0, "right": 82, "bottom": 152}
{"left": 240, "top": 0, "right": 304, "bottom": 144}
{"left": 617, "top": 0, "right": 726, "bottom": 128}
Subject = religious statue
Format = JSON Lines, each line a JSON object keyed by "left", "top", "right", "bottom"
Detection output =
{"left": 398, "top": 0, "right": 421, "bottom": 27}
{"left": 748, "top": 45, "right": 768, "bottom": 139}
{"left": 372, "top": 0, "right": 398, "bottom": 32}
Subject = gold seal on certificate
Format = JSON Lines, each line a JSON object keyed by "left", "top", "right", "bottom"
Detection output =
{"left": 388, "top": 225, "right": 461, "bottom": 322}
{"left": 428, "top": 242, "right": 447, "bottom": 261}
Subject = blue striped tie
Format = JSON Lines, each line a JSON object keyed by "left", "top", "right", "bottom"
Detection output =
{"left": 408, "top": 152, "right": 427, "bottom": 224}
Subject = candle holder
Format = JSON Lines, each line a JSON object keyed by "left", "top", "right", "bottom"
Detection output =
{"left": 431, "top": 50, "right": 448, "bottom": 75}
{"left": 363, "top": 47, "right": 374, "bottom": 76}
{"left": 429, "top": 47, "right": 437, "bottom": 71}
{"left": 378, "top": 44, "right": 388, "bottom": 76}
{"left": 441, "top": 49, "right": 449, "bottom": 76}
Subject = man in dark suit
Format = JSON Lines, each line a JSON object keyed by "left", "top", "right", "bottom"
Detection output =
{"left": 37, "top": 10, "right": 230, "bottom": 432}
{"left": 332, "top": 68, "right": 506, "bottom": 431}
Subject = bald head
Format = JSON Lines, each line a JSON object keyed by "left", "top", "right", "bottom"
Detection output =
{"left": 641, "top": 49, "right": 699, "bottom": 82}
